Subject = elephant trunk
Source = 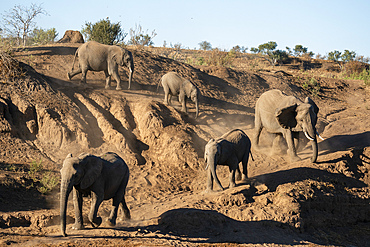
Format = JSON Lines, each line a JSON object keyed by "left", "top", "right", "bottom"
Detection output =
{"left": 208, "top": 156, "right": 223, "bottom": 190}
{"left": 60, "top": 179, "right": 73, "bottom": 237}
{"left": 128, "top": 61, "right": 134, "bottom": 90}
{"left": 304, "top": 124, "right": 318, "bottom": 163}
{"left": 195, "top": 100, "right": 199, "bottom": 118}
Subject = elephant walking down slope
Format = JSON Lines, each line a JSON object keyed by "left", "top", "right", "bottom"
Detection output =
{"left": 204, "top": 129, "right": 253, "bottom": 191}
{"left": 67, "top": 41, "right": 134, "bottom": 90}
{"left": 60, "top": 152, "right": 131, "bottom": 237}
{"left": 254, "top": 89, "right": 324, "bottom": 163}
{"left": 158, "top": 72, "right": 200, "bottom": 118}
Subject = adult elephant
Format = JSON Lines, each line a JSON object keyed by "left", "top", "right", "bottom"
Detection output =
{"left": 204, "top": 129, "right": 253, "bottom": 191}
{"left": 254, "top": 89, "right": 324, "bottom": 163}
{"left": 60, "top": 152, "right": 130, "bottom": 237}
{"left": 158, "top": 72, "right": 200, "bottom": 118}
{"left": 67, "top": 41, "right": 134, "bottom": 90}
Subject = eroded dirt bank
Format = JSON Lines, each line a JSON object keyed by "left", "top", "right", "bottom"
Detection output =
{"left": 0, "top": 44, "right": 369, "bottom": 246}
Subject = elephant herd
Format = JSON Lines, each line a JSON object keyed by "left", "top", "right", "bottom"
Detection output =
{"left": 61, "top": 41, "right": 323, "bottom": 236}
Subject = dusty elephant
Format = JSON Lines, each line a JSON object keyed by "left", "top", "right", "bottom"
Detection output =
{"left": 204, "top": 129, "right": 253, "bottom": 191}
{"left": 60, "top": 152, "right": 130, "bottom": 237}
{"left": 67, "top": 41, "right": 134, "bottom": 90}
{"left": 158, "top": 72, "right": 200, "bottom": 118}
{"left": 254, "top": 89, "right": 324, "bottom": 163}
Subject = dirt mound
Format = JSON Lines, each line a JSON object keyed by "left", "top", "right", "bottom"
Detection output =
{"left": 0, "top": 44, "right": 369, "bottom": 246}
{"left": 57, "top": 30, "right": 84, "bottom": 43}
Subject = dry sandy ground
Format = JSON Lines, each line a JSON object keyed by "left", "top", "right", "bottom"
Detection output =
{"left": 0, "top": 43, "right": 369, "bottom": 246}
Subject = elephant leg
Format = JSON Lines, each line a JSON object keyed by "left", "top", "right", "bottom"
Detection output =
{"left": 206, "top": 168, "right": 214, "bottom": 191}
{"left": 241, "top": 153, "right": 249, "bottom": 181}
{"left": 72, "top": 188, "right": 84, "bottom": 230}
{"left": 68, "top": 67, "right": 82, "bottom": 80}
{"left": 228, "top": 164, "right": 237, "bottom": 188}
{"left": 119, "top": 197, "right": 131, "bottom": 221}
{"left": 285, "top": 130, "right": 301, "bottom": 162}
{"left": 107, "top": 197, "right": 121, "bottom": 226}
{"left": 104, "top": 70, "right": 111, "bottom": 89}
{"left": 292, "top": 132, "right": 300, "bottom": 151}
{"left": 80, "top": 66, "right": 88, "bottom": 84}
{"left": 111, "top": 69, "right": 122, "bottom": 90}
{"left": 89, "top": 192, "right": 103, "bottom": 228}
{"left": 253, "top": 114, "right": 263, "bottom": 147}
{"left": 235, "top": 164, "right": 242, "bottom": 181}
{"left": 271, "top": 134, "right": 285, "bottom": 155}
{"left": 179, "top": 93, "right": 187, "bottom": 112}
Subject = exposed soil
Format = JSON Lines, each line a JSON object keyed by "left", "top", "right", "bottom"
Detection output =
{"left": 0, "top": 43, "right": 369, "bottom": 246}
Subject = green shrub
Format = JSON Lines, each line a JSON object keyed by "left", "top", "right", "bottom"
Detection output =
{"left": 38, "top": 171, "right": 59, "bottom": 194}
{"left": 82, "top": 17, "right": 126, "bottom": 45}
{"left": 30, "top": 28, "right": 57, "bottom": 45}
{"left": 345, "top": 69, "right": 370, "bottom": 86}
{"left": 302, "top": 77, "right": 321, "bottom": 96}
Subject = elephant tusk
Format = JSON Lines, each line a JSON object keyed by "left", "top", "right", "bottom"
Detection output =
{"left": 304, "top": 131, "right": 315, "bottom": 141}
{"left": 316, "top": 131, "right": 325, "bottom": 141}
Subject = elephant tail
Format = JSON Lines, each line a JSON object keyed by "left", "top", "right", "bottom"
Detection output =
{"left": 250, "top": 150, "right": 255, "bottom": 161}
{"left": 157, "top": 76, "right": 163, "bottom": 92}
{"left": 70, "top": 47, "right": 79, "bottom": 71}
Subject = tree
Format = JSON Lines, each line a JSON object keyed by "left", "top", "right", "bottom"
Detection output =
{"left": 257, "top": 41, "right": 277, "bottom": 55}
{"left": 199, "top": 41, "right": 212, "bottom": 51}
{"left": 2, "top": 3, "right": 48, "bottom": 46}
{"left": 30, "top": 27, "right": 57, "bottom": 45}
{"left": 341, "top": 50, "right": 356, "bottom": 63}
{"left": 82, "top": 18, "right": 126, "bottom": 45}
{"left": 293, "top": 45, "right": 308, "bottom": 57}
{"left": 128, "top": 24, "right": 157, "bottom": 46}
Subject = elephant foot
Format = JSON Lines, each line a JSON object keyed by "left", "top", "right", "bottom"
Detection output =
{"left": 107, "top": 218, "right": 116, "bottom": 227}
{"left": 229, "top": 183, "right": 236, "bottom": 189}
{"left": 90, "top": 216, "right": 102, "bottom": 228}
{"left": 72, "top": 223, "right": 84, "bottom": 230}
{"left": 290, "top": 155, "right": 302, "bottom": 163}
{"left": 115, "top": 86, "right": 122, "bottom": 90}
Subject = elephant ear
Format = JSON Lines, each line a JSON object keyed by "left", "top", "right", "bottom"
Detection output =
{"left": 305, "top": 97, "right": 319, "bottom": 115}
{"left": 80, "top": 155, "right": 103, "bottom": 190}
{"left": 275, "top": 103, "right": 298, "bottom": 130}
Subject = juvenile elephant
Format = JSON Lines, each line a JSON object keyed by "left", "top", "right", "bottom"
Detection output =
{"left": 60, "top": 152, "right": 130, "bottom": 237}
{"left": 204, "top": 129, "right": 253, "bottom": 191}
{"left": 158, "top": 72, "right": 200, "bottom": 118}
{"left": 254, "top": 89, "right": 324, "bottom": 163}
{"left": 67, "top": 41, "right": 134, "bottom": 90}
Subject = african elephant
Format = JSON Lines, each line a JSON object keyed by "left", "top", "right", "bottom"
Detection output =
{"left": 60, "top": 152, "right": 130, "bottom": 237}
{"left": 158, "top": 72, "right": 200, "bottom": 118}
{"left": 204, "top": 129, "right": 253, "bottom": 191}
{"left": 253, "top": 89, "right": 324, "bottom": 163}
{"left": 67, "top": 41, "right": 134, "bottom": 90}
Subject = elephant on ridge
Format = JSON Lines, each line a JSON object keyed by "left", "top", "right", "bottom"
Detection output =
{"left": 204, "top": 129, "right": 253, "bottom": 191}
{"left": 158, "top": 72, "right": 200, "bottom": 118}
{"left": 253, "top": 89, "right": 324, "bottom": 163}
{"left": 60, "top": 152, "right": 130, "bottom": 237}
{"left": 67, "top": 41, "right": 134, "bottom": 90}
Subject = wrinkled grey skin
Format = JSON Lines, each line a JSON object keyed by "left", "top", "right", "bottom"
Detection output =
{"left": 67, "top": 41, "right": 134, "bottom": 90}
{"left": 205, "top": 129, "right": 253, "bottom": 191}
{"left": 60, "top": 152, "right": 130, "bottom": 237}
{"left": 158, "top": 72, "right": 200, "bottom": 118}
{"left": 254, "top": 89, "right": 320, "bottom": 163}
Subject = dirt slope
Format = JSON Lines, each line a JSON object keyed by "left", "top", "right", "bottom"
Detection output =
{"left": 0, "top": 43, "right": 369, "bottom": 246}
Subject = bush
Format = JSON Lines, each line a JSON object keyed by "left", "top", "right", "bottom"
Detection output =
{"left": 302, "top": 77, "right": 321, "bottom": 96}
{"left": 343, "top": 61, "right": 368, "bottom": 77}
{"left": 82, "top": 17, "right": 126, "bottom": 45}
{"left": 30, "top": 28, "right": 57, "bottom": 45}
{"left": 128, "top": 24, "right": 157, "bottom": 47}
{"left": 206, "top": 48, "right": 235, "bottom": 67}
{"left": 199, "top": 41, "right": 212, "bottom": 51}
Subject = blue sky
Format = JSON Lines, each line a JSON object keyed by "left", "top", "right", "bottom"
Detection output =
{"left": 2, "top": 0, "right": 370, "bottom": 58}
